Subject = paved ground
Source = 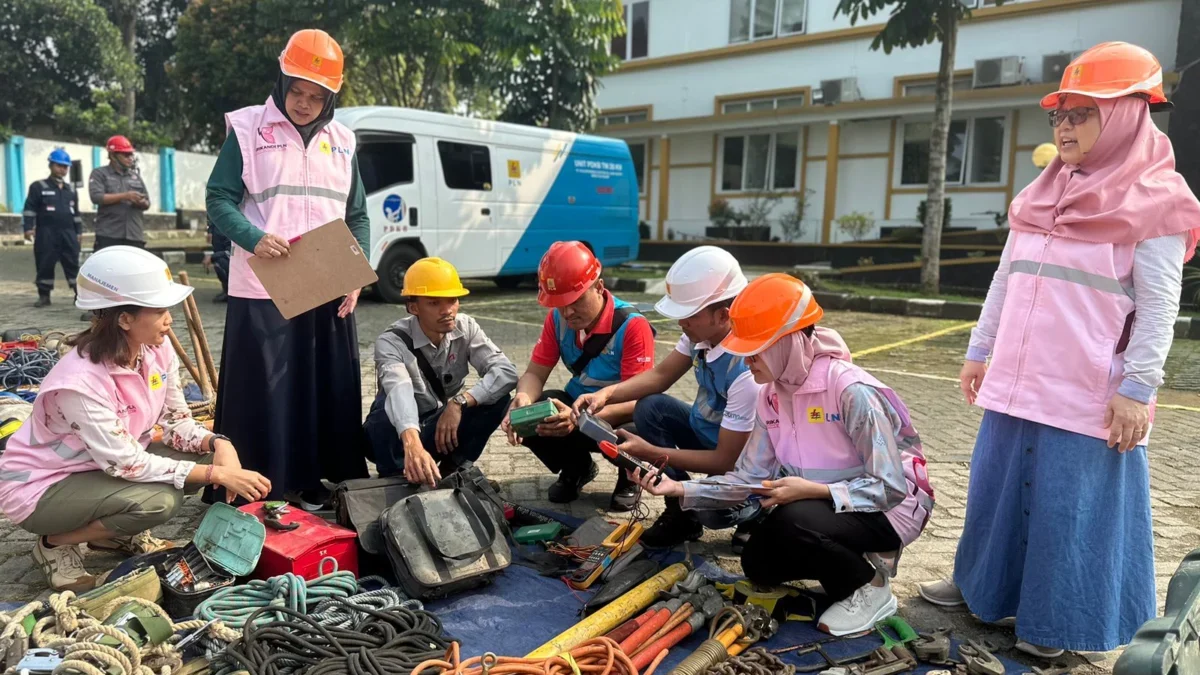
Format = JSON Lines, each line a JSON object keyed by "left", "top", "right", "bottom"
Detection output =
{"left": 1, "top": 247, "right": 1198, "bottom": 671}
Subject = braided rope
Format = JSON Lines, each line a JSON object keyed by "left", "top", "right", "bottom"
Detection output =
{"left": 703, "top": 648, "right": 795, "bottom": 675}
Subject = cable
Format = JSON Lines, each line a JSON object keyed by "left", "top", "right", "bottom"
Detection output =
{"left": 411, "top": 638, "right": 640, "bottom": 675}
{"left": 0, "top": 348, "right": 59, "bottom": 388}
{"left": 703, "top": 649, "right": 795, "bottom": 675}
{"left": 195, "top": 567, "right": 359, "bottom": 630}
{"left": 217, "top": 602, "right": 451, "bottom": 675}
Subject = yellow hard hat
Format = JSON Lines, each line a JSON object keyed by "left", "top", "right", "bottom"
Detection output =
{"left": 402, "top": 257, "right": 470, "bottom": 297}
{"left": 1032, "top": 143, "right": 1058, "bottom": 169}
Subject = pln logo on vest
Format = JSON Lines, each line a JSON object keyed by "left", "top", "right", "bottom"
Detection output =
{"left": 806, "top": 406, "right": 841, "bottom": 424}
{"left": 319, "top": 140, "right": 352, "bottom": 156}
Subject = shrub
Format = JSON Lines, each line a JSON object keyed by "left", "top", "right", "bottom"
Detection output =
{"left": 836, "top": 211, "right": 876, "bottom": 242}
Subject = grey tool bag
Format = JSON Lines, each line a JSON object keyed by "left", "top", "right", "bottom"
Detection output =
{"left": 380, "top": 486, "right": 511, "bottom": 600}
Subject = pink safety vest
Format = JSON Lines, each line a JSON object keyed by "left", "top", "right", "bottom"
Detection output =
{"left": 224, "top": 97, "right": 357, "bottom": 299}
{"left": 758, "top": 356, "right": 934, "bottom": 547}
{"left": 974, "top": 230, "right": 1151, "bottom": 443}
{"left": 0, "top": 345, "right": 176, "bottom": 524}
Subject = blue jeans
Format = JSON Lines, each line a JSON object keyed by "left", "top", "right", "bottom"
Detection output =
{"left": 633, "top": 394, "right": 710, "bottom": 481}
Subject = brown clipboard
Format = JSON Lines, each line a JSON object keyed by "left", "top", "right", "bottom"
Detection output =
{"left": 248, "top": 219, "right": 378, "bottom": 320}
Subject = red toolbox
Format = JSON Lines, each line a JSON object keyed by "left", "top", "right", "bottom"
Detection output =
{"left": 238, "top": 503, "right": 359, "bottom": 580}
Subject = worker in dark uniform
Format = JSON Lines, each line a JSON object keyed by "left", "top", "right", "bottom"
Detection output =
{"left": 204, "top": 218, "right": 231, "bottom": 302}
{"left": 23, "top": 149, "right": 82, "bottom": 308}
{"left": 88, "top": 135, "right": 150, "bottom": 250}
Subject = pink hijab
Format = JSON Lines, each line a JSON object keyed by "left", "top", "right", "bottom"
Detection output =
{"left": 1009, "top": 96, "right": 1200, "bottom": 262}
{"left": 758, "top": 326, "right": 852, "bottom": 402}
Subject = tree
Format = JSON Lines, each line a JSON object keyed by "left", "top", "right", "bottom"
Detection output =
{"left": 96, "top": 0, "right": 140, "bottom": 121}
{"left": 0, "top": 0, "right": 137, "bottom": 131}
{"left": 487, "top": 0, "right": 624, "bottom": 131}
{"left": 835, "top": 0, "right": 1004, "bottom": 294}
{"left": 172, "top": 0, "right": 353, "bottom": 149}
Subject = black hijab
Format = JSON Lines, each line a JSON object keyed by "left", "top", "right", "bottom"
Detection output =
{"left": 271, "top": 72, "right": 337, "bottom": 147}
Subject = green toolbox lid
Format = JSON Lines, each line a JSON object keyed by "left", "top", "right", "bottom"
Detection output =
{"left": 508, "top": 400, "right": 558, "bottom": 435}
{"left": 194, "top": 502, "right": 266, "bottom": 577}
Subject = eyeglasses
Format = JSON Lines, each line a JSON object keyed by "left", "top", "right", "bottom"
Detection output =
{"left": 1047, "top": 107, "right": 1097, "bottom": 128}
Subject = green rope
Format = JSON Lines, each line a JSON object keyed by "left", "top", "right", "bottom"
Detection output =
{"left": 194, "top": 560, "right": 359, "bottom": 630}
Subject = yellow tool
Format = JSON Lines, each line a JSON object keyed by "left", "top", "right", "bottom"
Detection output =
{"left": 713, "top": 580, "right": 814, "bottom": 621}
{"left": 526, "top": 562, "right": 690, "bottom": 658}
{"left": 566, "top": 521, "right": 644, "bottom": 590}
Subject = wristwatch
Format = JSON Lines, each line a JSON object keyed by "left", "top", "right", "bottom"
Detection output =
{"left": 451, "top": 393, "right": 470, "bottom": 408}
{"left": 208, "top": 433, "right": 231, "bottom": 452}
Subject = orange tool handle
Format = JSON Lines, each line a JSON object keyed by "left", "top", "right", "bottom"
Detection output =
{"left": 631, "top": 621, "right": 695, "bottom": 671}
{"left": 619, "top": 608, "right": 669, "bottom": 655}
{"left": 606, "top": 610, "right": 655, "bottom": 644}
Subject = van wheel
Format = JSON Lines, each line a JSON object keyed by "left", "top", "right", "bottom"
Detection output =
{"left": 493, "top": 275, "right": 526, "bottom": 290}
{"left": 377, "top": 244, "right": 420, "bottom": 304}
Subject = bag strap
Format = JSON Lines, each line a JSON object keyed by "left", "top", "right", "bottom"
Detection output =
{"left": 389, "top": 328, "right": 447, "bottom": 402}
{"left": 568, "top": 306, "right": 633, "bottom": 377}
{"left": 405, "top": 488, "right": 497, "bottom": 561}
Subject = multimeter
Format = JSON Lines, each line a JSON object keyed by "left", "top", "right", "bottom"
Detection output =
{"left": 566, "top": 520, "right": 644, "bottom": 590}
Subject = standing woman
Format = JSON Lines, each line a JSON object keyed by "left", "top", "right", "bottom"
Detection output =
{"left": 205, "top": 29, "right": 369, "bottom": 509}
{"left": 919, "top": 43, "right": 1200, "bottom": 656}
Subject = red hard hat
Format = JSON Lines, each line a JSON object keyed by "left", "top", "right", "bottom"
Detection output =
{"left": 106, "top": 136, "right": 135, "bottom": 153}
{"left": 537, "top": 241, "right": 602, "bottom": 308}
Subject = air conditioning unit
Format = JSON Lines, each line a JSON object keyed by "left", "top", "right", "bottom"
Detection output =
{"left": 818, "top": 78, "right": 861, "bottom": 105}
{"left": 1042, "top": 51, "right": 1083, "bottom": 83}
{"left": 973, "top": 56, "right": 1023, "bottom": 88}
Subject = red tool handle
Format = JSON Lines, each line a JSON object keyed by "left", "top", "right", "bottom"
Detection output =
{"left": 606, "top": 610, "right": 655, "bottom": 644}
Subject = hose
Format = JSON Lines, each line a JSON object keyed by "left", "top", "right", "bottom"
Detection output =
{"left": 412, "top": 638, "right": 640, "bottom": 675}
{"left": 702, "top": 649, "right": 795, "bottom": 675}
{"left": 0, "top": 348, "right": 59, "bottom": 388}
{"left": 218, "top": 602, "right": 450, "bottom": 675}
{"left": 195, "top": 566, "right": 359, "bottom": 630}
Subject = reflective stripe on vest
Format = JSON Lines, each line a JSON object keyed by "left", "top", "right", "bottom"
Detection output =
{"left": 246, "top": 184, "right": 350, "bottom": 204}
{"left": 1009, "top": 260, "right": 1134, "bottom": 299}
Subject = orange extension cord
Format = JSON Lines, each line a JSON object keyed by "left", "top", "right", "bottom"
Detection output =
{"left": 411, "top": 638, "right": 668, "bottom": 675}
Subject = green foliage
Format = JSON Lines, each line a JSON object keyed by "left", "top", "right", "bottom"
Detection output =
{"left": 917, "top": 198, "right": 952, "bottom": 228}
{"left": 778, "top": 190, "right": 815, "bottom": 242}
{"left": 708, "top": 198, "right": 737, "bottom": 227}
{"left": 1183, "top": 265, "right": 1200, "bottom": 307}
{"left": 53, "top": 90, "right": 173, "bottom": 149}
{"left": 834, "top": 0, "right": 1003, "bottom": 54}
{"left": 489, "top": 0, "right": 625, "bottom": 131}
{"left": 740, "top": 192, "right": 781, "bottom": 229}
{"left": 836, "top": 211, "right": 876, "bottom": 241}
{"left": 0, "top": 0, "right": 138, "bottom": 129}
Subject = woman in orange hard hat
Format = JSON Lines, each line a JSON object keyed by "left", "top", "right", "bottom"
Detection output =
{"left": 919, "top": 42, "right": 1200, "bottom": 656}
{"left": 205, "top": 29, "right": 369, "bottom": 509}
{"left": 634, "top": 274, "right": 935, "bottom": 637}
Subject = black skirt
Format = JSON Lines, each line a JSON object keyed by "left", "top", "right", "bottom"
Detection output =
{"left": 213, "top": 297, "right": 368, "bottom": 499}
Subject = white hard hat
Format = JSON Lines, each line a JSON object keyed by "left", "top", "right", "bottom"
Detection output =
{"left": 654, "top": 246, "right": 748, "bottom": 320}
{"left": 76, "top": 246, "right": 194, "bottom": 311}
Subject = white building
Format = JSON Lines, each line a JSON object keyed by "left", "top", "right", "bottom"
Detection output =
{"left": 592, "top": 0, "right": 1182, "bottom": 243}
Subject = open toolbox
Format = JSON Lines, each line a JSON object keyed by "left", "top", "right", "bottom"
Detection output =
{"left": 155, "top": 503, "right": 265, "bottom": 617}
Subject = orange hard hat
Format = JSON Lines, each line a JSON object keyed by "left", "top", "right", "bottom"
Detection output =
{"left": 721, "top": 273, "right": 823, "bottom": 356}
{"left": 1040, "top": 41, "right": 1170, "bottom": 110}
{"left": 537, "top": 241, "right": 602, "bottom": 308}
{"left": 280, "top": 29, "right": 345, "bottom": 93}
{"left": 106, "top": 135, "right": 134, "bottom": 153}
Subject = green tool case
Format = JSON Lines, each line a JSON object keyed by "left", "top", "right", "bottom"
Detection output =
{"left": 507, "top": 400, "right": 558, "bottom": 438}
{"left": 514, "top": 523, "right": 563, "bottom": 544}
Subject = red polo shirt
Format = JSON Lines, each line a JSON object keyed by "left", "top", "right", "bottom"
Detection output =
{"left": 531, "top": 291, "right": 655, "bottom": 381}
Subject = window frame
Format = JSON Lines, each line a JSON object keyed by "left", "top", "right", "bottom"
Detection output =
{"left": 716, "top": 129, "right": 803, "bottom": 195}
{"left": 612, "top": 0, "right": 650, "bottom": 61}
{"left": 355, "top": 131, "right": 416, "bottom": 195}
{"left": 729, "top": 0, "right": 809, "bottom": 44}
{"left": 597, "top": 110, "right": 650, "bottom": 127}
{"left": 895, "top": 112, "right": 1010, "bottom": 188}
{"left": 626, "top": 140, "right": 649, "bottom": 196}
{"left": 436, "top": 139, "right": 494, "bottom": 192}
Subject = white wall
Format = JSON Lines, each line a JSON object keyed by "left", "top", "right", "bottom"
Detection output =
{"left": 600, "top": 0, "right": 1181, "bottom": 121}
{"left": 24, "top": 138, "right": 98, "bottom": 208}
{"left": 176, "top": 150, "right": 217, "bottom": 211}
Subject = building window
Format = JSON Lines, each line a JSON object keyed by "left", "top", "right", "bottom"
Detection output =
{"left": 959, "top": 0, "right": 999, "bottom": 7}
{"left": 628, "top": 141, "right": 648, "bottom": 195}
{"left": 437, "top": 140, "right": 492, "bottom": 191}
{"left": 720, "top": 131, "right": 801, "bottom": 192}
{"left": 730, "top": 0, "right": 807, "bottom": 44}
{"left": 597, "top": 110, "right": 650, "bottom": 126}
{"left": 611, "top": 1, "right": 649, "bottom": 60}
{"left": 900, "top": 116, "right": 1006, "bottom": 186}
{"left": 901, "top": 74, "right": 973, "bottom": 97}
{"left": 720, "top": 93, "right": 806, "bottom": 114}
{"left": 356, "top": 135, "right": 414, "bottom": 194}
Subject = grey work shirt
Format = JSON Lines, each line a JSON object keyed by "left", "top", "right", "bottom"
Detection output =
{"left": 374, "top": 314, "right": 518, "bottom": 433}
{"left": 88, "top": 163, "right": 151, "bottom": 241}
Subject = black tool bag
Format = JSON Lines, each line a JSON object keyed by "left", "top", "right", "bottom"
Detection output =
{"left": 380, "top": 485, "right": 512, "bottom": 600}
{"left": 332, "top": 476, "right": 424, "bottom": 556}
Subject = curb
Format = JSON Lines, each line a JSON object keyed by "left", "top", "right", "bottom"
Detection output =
{"left": 606, "top": 276, "right": 1200, "bottom": 341}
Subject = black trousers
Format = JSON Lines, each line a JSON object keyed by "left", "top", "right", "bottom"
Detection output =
{"left": 363, "top": 391, "right": 511, "bottom": 478}
{"left": 212, "top": 250, "right": 230, "bottom": 293}
{"left": 740, "top": 500, "right": 902, "bottom": 602}
{"left": 94, "top": 236, "right": 145, "bottom": 250}
{"left": 33, "top": 227, "right": 79, "bottom": 298}
{"left": 521, "top": 390, "right": 629, "bottom": 477}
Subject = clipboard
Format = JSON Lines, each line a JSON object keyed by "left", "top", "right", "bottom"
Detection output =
{"left": 247, "top": 219, "right": 378, "bottom": 320}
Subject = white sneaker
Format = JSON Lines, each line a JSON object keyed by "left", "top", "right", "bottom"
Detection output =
{"left": 32, "top": 537, "right": 97, "bottom": 592}
{"left": 1015, "top": 641, "right": 1065, "bottom": 659}
{"left": 918, "top": 578, "right": 966, "bottom": 607}
{"left": 817, "top": 578, "right": 899, "bottom": 636}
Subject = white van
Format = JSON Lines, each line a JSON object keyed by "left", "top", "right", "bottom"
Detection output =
{"left": 333, "top": 107, "right": 642, "bottom": 302}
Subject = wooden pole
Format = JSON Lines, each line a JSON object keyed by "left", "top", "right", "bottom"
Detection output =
{"left": 178, "top": 271, "right": 219, "bottom": 391}
{"left": 167, "top": 328, "right": 202, "bottom": 386}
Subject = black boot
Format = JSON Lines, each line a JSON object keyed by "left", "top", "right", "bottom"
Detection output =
{"left": 608, "top": 472, "right": 640, "bottom": 513}
{"left": 548, "top": 461, "right": 599, "bottom": 503}
{"left": 34, "top": 295, "right": 51, "bottom": 308}
{"left": 641, "top": 497, "right": 703, "bottom": 548}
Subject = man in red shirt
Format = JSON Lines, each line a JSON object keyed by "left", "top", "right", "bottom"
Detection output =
{"left": 501, "top": 242, "right": 655, "bottom": 510}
